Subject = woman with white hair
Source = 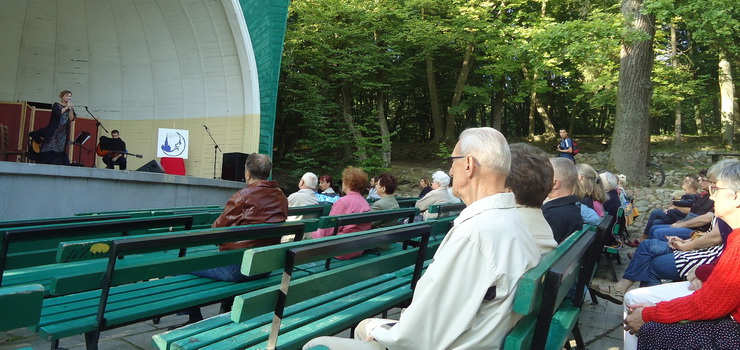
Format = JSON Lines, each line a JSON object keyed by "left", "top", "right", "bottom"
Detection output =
{"left": 600, "top": 171, "right": 622, "bottom": 218}
{"left": 415, "top": 170, "right": 455, "bottom": 220}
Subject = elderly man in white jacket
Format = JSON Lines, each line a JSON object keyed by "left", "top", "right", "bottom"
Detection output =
{"left": 304, "top": 127, "right": 540, "bottom": 350}
{"left": 415, "top": 170, "right": 457, "bottom": 220}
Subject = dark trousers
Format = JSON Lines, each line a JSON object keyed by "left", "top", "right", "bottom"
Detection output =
{"left": 103, "top": 155, "right": 127, "bottom": 170}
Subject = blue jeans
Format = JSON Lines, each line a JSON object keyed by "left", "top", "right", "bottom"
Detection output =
{"left": 643, "top": 209, "right": 673, "bottom": 236}
{"left": 191, "top": 264, "right": 271, "bottom": 282}
{"left": 622, "top": 239, "right": 681, "bottom": 287}
{"left": 648, "top": 224, "right": 694, "bottom": 241}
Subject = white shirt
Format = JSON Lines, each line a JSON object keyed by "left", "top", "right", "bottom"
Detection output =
{"left": 372, "top": 193, "right": 540, "bottom": 349}
{"left": 287, "top": 188, "right": 319, "bottom": 221}
{"left": 516, "top": 206, "right": 557, "bottom": 256}
{"left": 415, "top": 186, "right": 456, "bottom": 220}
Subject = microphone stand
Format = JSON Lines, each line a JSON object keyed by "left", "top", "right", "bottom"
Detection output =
{"left": 85, "top": 106, "right": 109, "bottom": 134}
{"left": 203, "top": 125, "right": 222, "bottom": 179}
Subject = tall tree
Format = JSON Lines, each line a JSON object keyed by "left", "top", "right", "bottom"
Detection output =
{"left": 611, "top": 0, "right": 656, "bottom": 184}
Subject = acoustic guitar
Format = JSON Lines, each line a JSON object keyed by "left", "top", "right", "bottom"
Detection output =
{"left": 95, "top": 144, "right": 143, "bottom": 158}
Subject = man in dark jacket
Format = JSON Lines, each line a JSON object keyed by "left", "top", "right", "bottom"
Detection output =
{"left": 175, "top": 153, "right": 288, "bottom": 327}
{"left": 542, "top": 157, "right": 583, "bottom": 243}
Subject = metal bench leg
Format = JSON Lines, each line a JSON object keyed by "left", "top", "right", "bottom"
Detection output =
{"left": 573, "top": 324, "right": 586, "bottom": 350}
{"left": 604, "top": 252, "right": 618, "bottom": 282}
{"left": 51, "top": 339, "right": 64, "bottom": 350}
{"left": 84, "top": 331, "right": 100, "bottom": 350}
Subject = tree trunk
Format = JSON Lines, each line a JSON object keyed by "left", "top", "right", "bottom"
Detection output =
{"left": 535, "top": 98, "right": 556, "bottom": 137}
{"left": 426, "top": 54, "right": 444, "bottom": 142}
{"left": 527, "top": 90, "right": 536, "bottom": 141}
{"left": 376, "top": 89, "right": 391, "bottom": 166}
{"left": 610, "top": 0, "right": 655, "bottom": 185}
{"left": 719, "top": 52, "right": 735, "bottom": 147}
{"left": 492, "top": 79, "right": 504, "bottom": 130}
{"left": 341, "top": 81, "right": 367, "bottom": 161}
{"left": 445, "top": 42, "right": 475, "bottom": 141}
{"left": 694, "top": 104, "right": 704, "bottom": 135}
{"left": 671, "top": 24, "right": 682, "bottom": 145}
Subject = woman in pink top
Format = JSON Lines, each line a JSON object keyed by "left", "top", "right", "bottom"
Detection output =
{"left": 312, "top": 167, "right": 372, "bottom": 259}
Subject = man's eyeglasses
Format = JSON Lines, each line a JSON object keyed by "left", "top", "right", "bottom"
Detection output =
{"left": 709, "top": 185, "right": 735, "bottom": 196}
{"left": 447, "top": 156, "right": 466, "bottom": 164}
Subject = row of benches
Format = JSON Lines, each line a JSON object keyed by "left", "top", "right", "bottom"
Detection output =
{"left": 155, "top": 215, "right": 613, "bottom": 350}
{"left": 0, "top": 202, "right": 465, "bottom": 349}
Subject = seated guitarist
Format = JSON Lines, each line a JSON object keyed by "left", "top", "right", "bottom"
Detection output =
{"left": 102, "top": 130, "right": 127, "bottom": 170}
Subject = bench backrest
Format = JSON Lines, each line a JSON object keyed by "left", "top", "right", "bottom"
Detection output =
{"left": 0, "top": 214, "right": 196, "bottom": 285}
{"left": 503, "top": 225, "right": 594, "bottom": 350}
{"left": 395, "top": 198, "right": 418, "bottom": 208}
{"left": 286, "top": 204, "right": 332, "bottom": 218}
{"left": 235, "top": 222, "right": 434, "bottom": 349}
{"left": 75, "top": 205, "right": 221, "bottom": 216}
{"left": 317, "top": 208, "right": 419, "bottom": 235}
{"left": 51, "top": 221, "right": 305, "bottom": 326}
{"left": 532, "top": 227, "right": 596, "bottom": 349}
{"left": 427, "top": 202, "right": 466, "bottom": 219}
{"left": 0, "top": 214, "right": 132, "bottom": 230}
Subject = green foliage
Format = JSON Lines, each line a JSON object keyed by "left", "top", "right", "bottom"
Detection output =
{"left": 274, "top": 0, "right": 738, "bottom": 170}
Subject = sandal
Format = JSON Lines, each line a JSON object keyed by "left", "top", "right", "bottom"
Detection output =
{"left": 624, "top": 239, "right": 640, "bottom": 248}
{"left": 589, "top": 283, "right": 624, "bottom": 305}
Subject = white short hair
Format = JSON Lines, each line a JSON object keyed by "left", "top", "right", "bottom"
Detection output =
{"left": 458, "top": 127, "right": 511, "bottom": 176}
{"left": 599, "top": 171, "right": 619, "bottom": 191}
{"left": 302, "top": 172, "right": 318, "bottom": 190}
{"left": 432, "top": 171, "right": 450, "bottom": 187}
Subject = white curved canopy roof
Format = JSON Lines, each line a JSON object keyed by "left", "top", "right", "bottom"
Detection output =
{"left": 0, "top": 0, "right": 259, "bottom": 120}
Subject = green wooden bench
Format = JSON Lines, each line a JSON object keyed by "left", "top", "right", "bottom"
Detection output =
{"left": 0, "top": 214, "right": 198, "bottom": 287}
{"left": 503, "top": 226, "right": 593, "bottom": 349}
{"left": 0, "top": 214, "right": 132, "bottom": 230}
{"left": 75, "top": 205, "right": 221, "bottom": 216}
{"left": 0, "top": 284, "right": 44, "bottom": 332}
{"left": 707, "top": 150, "right": 740, "bottom": 163}
{"left": 427, "top": 202, "right": 466, "bottom": 220}
{"left": 316, "top": 208, "right": 419, "bottom": 236}
{"left": 504, "top": 215, "right": 610, "bottom": 350}
{"left": 151, "top": 220, "right": 449, "bottom": 350}
{"left": 287, "top": 204, "right": 332, "bottom": 219}
{"left": 395, "top": 197, "right": 418, "bottom": 208}
{"left": 32, "top": 221, "right": 307, "bottom": 350}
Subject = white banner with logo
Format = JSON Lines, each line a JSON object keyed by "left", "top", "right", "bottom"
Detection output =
{"left": 156, "top": 128, "right": 189, "bottom": 159}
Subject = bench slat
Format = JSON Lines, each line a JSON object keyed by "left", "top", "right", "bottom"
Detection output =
{"left": 232, "top": 247, "right": 423, "bottom": 323}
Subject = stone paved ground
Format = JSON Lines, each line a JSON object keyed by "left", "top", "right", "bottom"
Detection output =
{"left": 0, "top": 222, "right": 645, "bottom": 350}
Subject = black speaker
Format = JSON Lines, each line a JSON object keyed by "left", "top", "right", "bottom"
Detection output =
{"left": 222, "top": 152, "right": 248, "bottom": 182}
{"left": 136, "top": 159, "right": 165, "bottom": 173}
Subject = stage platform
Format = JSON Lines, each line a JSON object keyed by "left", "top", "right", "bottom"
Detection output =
{"left": 0, "top": 161, "right": 243, "bottom": 220}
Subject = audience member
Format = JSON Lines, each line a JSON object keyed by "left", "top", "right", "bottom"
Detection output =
{"left": 629, "top": 173, "right": 711, "bottom": 246}
{"left": 370, "top": 172, "right": 400, "bottom": 228}
{"left": 367, "top": 177, "right": 381, "bottom": 199}
{"left": 319, "top": 174, "right": 336, "bottom": 195}
{"left": 591, "top": 218, "right": 724, "bottom": 304}
{"left": 542, "top": 157, "right": 583, "bottom": 243}
{"left": 575, "top": 163, "right": 607, "bottom": 217}
{"left": 418, "top": 178, "right": 432, "bottom": 198}
{"left": 312, "top": 167, "right": 371, "bottom": 259}
{"left": 181, "top": 153, "right": 287, "bottom": 326}
{"left": 304, "top": 127, "right": 540, "bottom": 349}
{"left": 415, "top": 170, "right": 456, "bottom": 220}
{"left": 599, "top": 171, "right": 622, "bottom": 218}
{"left": 623, "top": 159, "right": 740, "bottom": 349}
{"left": 287, "top": 172, "right": 319, "bottom": 221}
{"left": 505, "top": 143, "right": 558, "bottom": 255}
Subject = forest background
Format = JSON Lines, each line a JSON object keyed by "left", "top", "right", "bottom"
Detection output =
{"left": 271, "top": 0, "right": 739, "bottom": 187}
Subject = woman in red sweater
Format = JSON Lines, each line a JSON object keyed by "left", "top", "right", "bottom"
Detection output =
{"left": 623, "top": 159, "right": 740, "bottom": 348}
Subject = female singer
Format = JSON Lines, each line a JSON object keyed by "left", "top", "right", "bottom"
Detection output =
{"left": 39, "top": 90, "right": 76, "bottom": 165}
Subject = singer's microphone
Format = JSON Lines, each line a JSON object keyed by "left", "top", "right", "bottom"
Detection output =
{"left": 203, "top": 125, "right": 209, "bottom": 130}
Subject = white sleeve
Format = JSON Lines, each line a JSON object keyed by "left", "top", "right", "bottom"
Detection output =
{"left": 371, "top": 233, "right": 497, "bottom": 349}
